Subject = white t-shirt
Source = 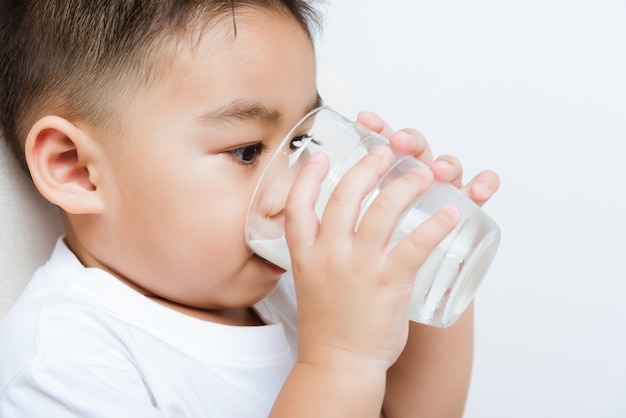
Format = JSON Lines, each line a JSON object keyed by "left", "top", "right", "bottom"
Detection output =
{"left": 0, "top": 238, "right": 299, "bottom": 417}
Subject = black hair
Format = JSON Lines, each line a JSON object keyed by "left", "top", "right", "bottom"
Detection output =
{"left": 0, "top": 0, "right": 322, "bottom": 170}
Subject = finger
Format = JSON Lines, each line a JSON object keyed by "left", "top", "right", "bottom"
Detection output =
{"left": 356, "top": 111, "right": 395, "bottom": 138}
{"left": 388, "top": 128, "right": 434, "bottom": 165}
{"left": 430, "top": 154, "right": 463, "bottom": 188}
{"left": 355, "top": 165, "right": 434, "bottom": 252}
{"left": 462, "top": 170, "right": 500, "bottom": 207}
{"left": 284, "top": 152, "right": 329, "bottom": 253}
{"left": 388, "top": 205, "right": 460, "bottom": 280}
{"left": 318, "top": 145, "right": 394, "bottom": 243}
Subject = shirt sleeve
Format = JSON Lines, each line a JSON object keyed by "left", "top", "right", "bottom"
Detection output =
{"left": 0, "top": 356, "right": 163, "bottom": 418}
{"left": 0, "top": 297, "right": 165, "bottom": 418}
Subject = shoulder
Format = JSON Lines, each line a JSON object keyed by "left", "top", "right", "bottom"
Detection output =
{"left": 0, "top": 246, "right": 139, "bottom": 390}
{"left": 0, "top": 275, "right": 132, "bottom": 373}
{"left": 0, "top": 268, "right": 156, "bottom": 416}
{"left": 0, "top": 299, "right": 157, "bottom": 417}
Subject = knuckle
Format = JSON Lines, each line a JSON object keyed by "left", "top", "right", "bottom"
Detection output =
{"left": 409, "top": 214, "right": 454, "bottom": 251}
{"left": 431, "top": 210, "right": 457, "bottom": 232}
{"left": 360, "top": 152, "right": 384, "bottom": 169}
{"left": 432, "top": 211, "right": 449, "bottom": 228}
{"left": 327, "top": 189, "right": 346, "bottom": 206}
{"left": 369, "top": 196, "right": 395, "bottom": 214}
{"left": 409, "top": 231, "right": 436, "bottom": 252}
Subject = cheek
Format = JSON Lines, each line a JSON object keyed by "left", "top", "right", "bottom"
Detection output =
{"left": 109, "top": 150, "right": 256, "bottom": 259}
{"left": 163, "top": 172, "right": 254, "bottom": 250}
{"left": 170, "top": 191, "right": 253, "bottom": 286}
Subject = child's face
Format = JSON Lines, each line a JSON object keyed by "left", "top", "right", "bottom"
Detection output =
{"left": 88, "top": 9, "right": 318, "bottom": 311}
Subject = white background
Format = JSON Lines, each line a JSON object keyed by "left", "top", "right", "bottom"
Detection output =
{"left": 316, "top": 1, "right": 626, "bottom": 417}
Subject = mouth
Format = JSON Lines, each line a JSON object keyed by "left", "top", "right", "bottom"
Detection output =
{"left": 253, "top": 253, "right": 287, "bottom": 273}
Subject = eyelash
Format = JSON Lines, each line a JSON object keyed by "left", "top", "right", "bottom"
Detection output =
{"left": 289, "top": 134, "right": 311, "bottom": 150}
{"left": 227, "top": 134, "right": 313, "bottom": 167}
{"left": 227, "top": 142, "right": 269, "bottom": 167}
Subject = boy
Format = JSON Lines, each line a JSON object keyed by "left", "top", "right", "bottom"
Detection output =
{"left": 0, "top": 0, "right": 499, "bottom": 417}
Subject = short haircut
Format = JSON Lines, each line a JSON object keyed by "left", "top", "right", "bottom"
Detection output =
{"left": 0, "top": 0, "right": 322, "bottom": 171}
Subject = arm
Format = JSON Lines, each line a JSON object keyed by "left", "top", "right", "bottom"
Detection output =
{"left": 382, "top": 304, "right": 474, "bottom": 418}
{"left": 271, "top": 351, "right": 388, "bottom": 418}
{"left": 274, "top": 308, "right": 474, "bottom": 418}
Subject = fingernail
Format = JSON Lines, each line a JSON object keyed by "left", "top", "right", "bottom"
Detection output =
{"left": 396, "top": 130, "right": 413, "bottom": 141}
{"left": 413, "top": 166, "right": 432, "bottom": 178}
{"left": 310, "top": 151, "right": 324, "bottom": 163}
{"left": 399, "top": 130, "right": 424, "bottom": 149}
{"left": 371, "top": 145, "right": 389, "bottom": 156}
{"left": 432, "top": 160, "right": 456, "bottom": 180}
{"left": 473, "top": 180, "right": 491, "bottom": 198}
{"left": 433, "top": 159, "right": 453, "bottom": 170}
{"left": 442, "top": 204, "right": 460, "bottom": 218}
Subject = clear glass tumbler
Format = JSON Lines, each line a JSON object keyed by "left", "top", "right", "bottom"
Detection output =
{"left": 246, "top": 107, "right": 500, "bottom": 327}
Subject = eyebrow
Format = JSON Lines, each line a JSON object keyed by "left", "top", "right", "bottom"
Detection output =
{"left": 197, "top": 93, "right": 323, "bottom": 125}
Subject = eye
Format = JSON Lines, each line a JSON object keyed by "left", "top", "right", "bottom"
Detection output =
{"left": 290, "top": 134, "right": 312, "bottom": 150}
{"left": 227, "top": 142, "right": 269, "bottom": 166}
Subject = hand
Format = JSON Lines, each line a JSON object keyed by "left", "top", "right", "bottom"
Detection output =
{"left": 356, "top": 111, "right": 500, "bottom": 207}
{"left": 355, "top": 111, "right": 499, "bottom": 418}
{"left": 284, "top": 142, "right": 460, "bottom": 374}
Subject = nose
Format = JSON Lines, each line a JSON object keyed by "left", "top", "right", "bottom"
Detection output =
{"left": 253, "top": 150, "right": 297, "bottom": 233}
{"left": 257, "top": 176, "right": 289, "bottom": 219}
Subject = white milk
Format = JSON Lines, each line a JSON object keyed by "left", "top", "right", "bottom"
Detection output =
{"left": 248, "top": 236, "right": 292, "bottom": 271}
{"left": 248, "top": 205, "right": 450, "bottom": 322}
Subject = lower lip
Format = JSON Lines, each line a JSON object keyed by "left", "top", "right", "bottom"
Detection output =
{"left": 255, "top": 254, "right": 287, "bottom": 274}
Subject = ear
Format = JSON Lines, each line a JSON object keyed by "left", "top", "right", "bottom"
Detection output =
{"left": 25, "top": 116, "right": 105, "bottom": 215}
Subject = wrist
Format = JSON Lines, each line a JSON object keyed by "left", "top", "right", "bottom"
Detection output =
{"left": 271, "top": 346, "right": 388, "bottom": 418}
{"left": 298, "top": 341, "right": 392, "bottom": 378}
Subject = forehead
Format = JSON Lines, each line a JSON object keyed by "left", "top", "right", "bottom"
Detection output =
{"left": 163, "top": 6, "right": 313, "bottom": 75}
{"left": 156, "top": 7, "right": 316, "bottom": 110}
{"left": 124, "top": 5, "right": 313, "bottom": 95}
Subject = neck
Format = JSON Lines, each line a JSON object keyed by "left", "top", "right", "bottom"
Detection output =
{"left": 145, "top": 295, "right": 266, "bottom": 326}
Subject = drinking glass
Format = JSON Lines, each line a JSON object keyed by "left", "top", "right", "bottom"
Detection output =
{"left": 246, "top": 107, "right": 500, "bottom": 327}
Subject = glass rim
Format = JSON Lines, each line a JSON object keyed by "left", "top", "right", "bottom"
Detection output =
{"left": 244, "top": 105, "right": 336, "bottom": 242}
